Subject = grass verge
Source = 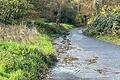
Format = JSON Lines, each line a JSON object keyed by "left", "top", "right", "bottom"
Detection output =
{"left": 0, "top": 19, "right": 74, "bottom": 80}
{"left": 97, "top": 35, "right": 120, "bottom": 45}
{"left": 0, "top": 34, "right": 56, "bottom": 80}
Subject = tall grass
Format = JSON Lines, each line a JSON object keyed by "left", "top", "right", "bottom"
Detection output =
{"left": 0, "top": 25, "right": 56, "bottom": 80}
{"left": 0, "top": 25, "right": 39, "bottom": 43}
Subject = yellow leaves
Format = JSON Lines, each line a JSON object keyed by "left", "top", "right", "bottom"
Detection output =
{"left": 87, "top": 17, "right": 94, "bottom": 25}
{"left": 112, "top": 5, "right": 120, "bottom": 14}
{"left": 100, "top": 4, "right": 120, "bottom": 16}
{"left": 100, "top": 5, "right": 110, "bottom": 16}
{"left": 100, "top": 8, "right": 106, "bottom": 15}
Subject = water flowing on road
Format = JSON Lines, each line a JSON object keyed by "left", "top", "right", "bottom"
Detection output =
{"left": 46, "top": 28, "right": 120, "bottom": 80}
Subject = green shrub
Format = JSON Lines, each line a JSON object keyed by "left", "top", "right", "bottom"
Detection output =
{"left": 75, "top": 14, "right": 86, "bottom": 26}
{"left": 0, "top": 0, "right": 32, "bottom": 24}
{"left": 84, "top": 12, "right": 120, "bottom": 36}
{"left": 83, "top": 27, "right": 98, "bottom": 36}
{"left": 84, "top": 5, "right": 120, "bottom": 37}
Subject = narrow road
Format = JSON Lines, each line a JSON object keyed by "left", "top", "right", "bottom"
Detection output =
{"left": 46, "top": 28, "right": 120, "bottom": 80}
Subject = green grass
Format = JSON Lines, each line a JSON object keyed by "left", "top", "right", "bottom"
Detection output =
{"left": 0, "top": 34, "right": 56, "bottom": 80}
{"left": 26, "top": 19, "right": 74, "bottom": 35}
{"left": 0, "top": 18, "right": 74, "bottom": 80}
{"left": 60, "top": 23, "right": 74, "bottom": 30}
{"left": 97, "top": 35, "right": 120, "bottom": 45}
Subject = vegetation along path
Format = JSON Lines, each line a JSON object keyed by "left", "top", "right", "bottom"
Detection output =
{"left": 46, "top": 28, "right": 120, "bottom": 80}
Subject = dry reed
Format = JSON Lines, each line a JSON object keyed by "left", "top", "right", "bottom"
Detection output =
{"left": 0, "top": 24, "right": 39, "bottom": 43}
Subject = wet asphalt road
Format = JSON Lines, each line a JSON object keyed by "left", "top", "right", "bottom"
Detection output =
{"left": 46, "top": 28, "right": 120, "bottom": 80}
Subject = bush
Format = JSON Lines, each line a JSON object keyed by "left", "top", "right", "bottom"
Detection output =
{"left": 60, "top": 5, "right": 77, "bottom": 24}
{"left": 75, "top": 14, "right": 85, "bottom": 26}
{"left": 0, "top": 0, "right": 32, "bottom": 24}
{"left": 84, "top": 5, "right": 120, "bottom": 37}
